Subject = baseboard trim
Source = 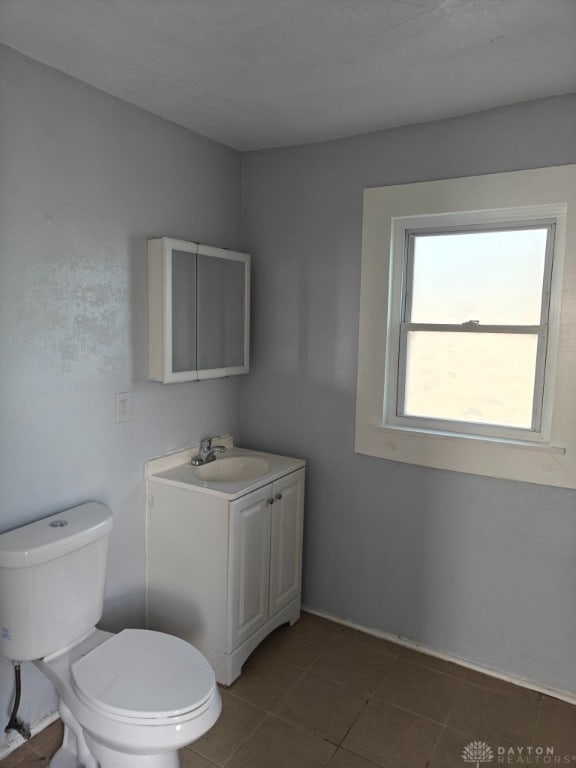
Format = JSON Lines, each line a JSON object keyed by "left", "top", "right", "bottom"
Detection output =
{"left": 0, "top": 710, "right": 59, "bottom": 760}
{"left": 302, "top": 605, "right": 576, "bottom": 706}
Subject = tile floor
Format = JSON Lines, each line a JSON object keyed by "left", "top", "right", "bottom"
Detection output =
{"left": 3, "top": 613, "right": 576, "bottom": 768}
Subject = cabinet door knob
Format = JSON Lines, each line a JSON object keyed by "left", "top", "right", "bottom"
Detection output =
{"left": 275, "top": 493, "right": 283, "bottom": 501}
{"left": 267, "top": 498, "right": 274, "bottom": 505}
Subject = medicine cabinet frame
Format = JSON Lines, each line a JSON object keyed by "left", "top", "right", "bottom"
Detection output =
{"left": 148, "top": 237, "right": 250, "bottom": 383}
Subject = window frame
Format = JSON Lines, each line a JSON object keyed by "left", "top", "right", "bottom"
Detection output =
{"left": 386, "top": 217, "right": 556, "bottom": 442}
{"left": 354, "top": 166, "right": 576, "bottom": 488}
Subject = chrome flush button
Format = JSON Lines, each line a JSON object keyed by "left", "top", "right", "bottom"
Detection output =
{"left": 49, "top": 520, "right": 68, "bottom": 528}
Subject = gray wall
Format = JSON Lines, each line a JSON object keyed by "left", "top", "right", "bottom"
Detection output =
{"left": 0, "top": 45, "right": 241, "bottom": 736}
{"left": 240, "top": 94, "right": 576, "bottom": 695}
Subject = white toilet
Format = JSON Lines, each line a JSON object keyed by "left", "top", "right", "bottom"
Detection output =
{"left": 0, "top": 502, "right": 221, "bottom": 768}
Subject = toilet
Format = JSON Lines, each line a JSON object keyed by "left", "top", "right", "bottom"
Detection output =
{"left": 0, "top": 502, "right": 221, "bottom": 768}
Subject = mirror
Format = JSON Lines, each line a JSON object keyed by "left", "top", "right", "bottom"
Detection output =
{"left": 148, "top": 237, "right": 250, "bottom": 383}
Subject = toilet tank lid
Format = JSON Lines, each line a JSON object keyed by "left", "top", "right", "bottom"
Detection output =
{"left": 0, "top": 502, "right": 113, "bottom": 568}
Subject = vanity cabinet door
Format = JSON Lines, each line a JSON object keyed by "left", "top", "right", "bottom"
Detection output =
{"left": 269, "top": 469, "right": 305, "bottom": 617}
{"left": 228, "top": 484, "right": 272, "bottom": 652}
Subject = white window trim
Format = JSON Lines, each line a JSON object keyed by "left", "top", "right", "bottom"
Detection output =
{"left": 355, "top": 165, "right": 576, "bottom": 488}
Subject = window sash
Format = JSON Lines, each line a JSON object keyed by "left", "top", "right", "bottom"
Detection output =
{"left": 396, "top": 325, "right": 548, "bottom": 436}
{"left": 390, "top": 221, "right": 556, "bottom": 439}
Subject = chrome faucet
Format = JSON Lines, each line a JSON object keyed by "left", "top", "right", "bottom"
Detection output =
{"left": 191, "top": 436, "right": 227, "bottom": 466}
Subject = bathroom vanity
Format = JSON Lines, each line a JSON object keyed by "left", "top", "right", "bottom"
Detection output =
{"left": 145, "top": 438, "right": 305, "bottom": 685}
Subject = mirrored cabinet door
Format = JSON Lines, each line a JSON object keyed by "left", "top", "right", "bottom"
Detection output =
{"left": 148, "top": 237, "right": 250, "bottom": 383}
{"left": 196, "top": 252, "right": 227, "bottom": 372}
{"left": 171, "top": 249, "right": 197, "bottom": 374}
{"left": 196, "top": 250, "right": 248, "bottom": 377}
{"left": 226, "top": 259, "right": 248, "bottom": 368}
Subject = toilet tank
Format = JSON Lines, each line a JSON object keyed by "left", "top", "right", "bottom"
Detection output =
{"left": 0, "top": 502, "right": 113, "bottom": 661}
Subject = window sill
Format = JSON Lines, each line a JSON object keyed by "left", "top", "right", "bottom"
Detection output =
{"left": 355, "top": 419, "right": 576, "bottom": 488}
{"left": 369, "top": 424, "right": 566, "bottom": 455}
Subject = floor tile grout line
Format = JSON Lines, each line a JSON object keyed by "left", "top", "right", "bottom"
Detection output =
{"left": 454, "top": 676, "right": 543, "bottom": 703}
{"left": 213, "top": 711, "right": 271, "bottom": 768}
{"left": 275, "top": 712, "right": 340, "bottom": 760}
{"left": 196, "top": 758, "right": 219, "bottom": 768}
{"left": 224, "top": 659, "right": 309, "bottom": 714}
{"left": 378, "top": 697, "right": 454, "bottom": 729}
{"left": 337, "top": 696, "right": 372, "bottom": 749}
{"left": 218, "top": 662, "right": 312, "bottom": 763}
{"left": 441, "top": 674, "right": 466, "bottom": 729}
{"left": 293, "top": 665, "right": 384, "bottom": 699}
{"left": 263, "top": 708, "right": 346, "bottom": 750}
{"left": 265, "top": 663, "right": 309, "bottom": 710}
{"left": 431, "top": 723, "right": 448, "bottom": 757}
{"left": 394, "top": 654, "right": 464, "bottom": 682}
{"left": 188, "top": 707, "right": 265, "bottom": 768}
{"left": 219, "top": 710, "right": 340, "bottom": 765}
{"left": 367, "top": 672, "right": 463, "bottom": 730}
{"left": 216, "top": 686, "right": 269, "bottom": 713}
{"left": 330, "top": 635, "right": 402, "bottom": 662}
{"left": 303, "top": 650, "right": 324, "bottom": 670}
{"left": 533, "top": 701, "right": 544, "bottom": 742}
{"left": 186, "top": 748, "right": 217, "bottom": 765}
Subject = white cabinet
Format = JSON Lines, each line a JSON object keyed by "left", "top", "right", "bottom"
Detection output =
{"left": 148, "top": 237, "right": 250, "bottom": 383}
{"left": 146, "top": 452, "right": 304, "bottom": 685}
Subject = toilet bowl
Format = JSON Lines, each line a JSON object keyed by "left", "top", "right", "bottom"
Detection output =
{"left": 0, "top": 502, "right": 221, "bottom": 768}
{"left": 36, "top": 628, "right": 221, "bottom": 768}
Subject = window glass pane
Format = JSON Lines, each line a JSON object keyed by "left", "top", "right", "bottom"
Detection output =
{"left": 410, "top": 229, "right": 548, "bottom": 325}
{"left": 403, "top": 331, "right": 538, "bottom": 428}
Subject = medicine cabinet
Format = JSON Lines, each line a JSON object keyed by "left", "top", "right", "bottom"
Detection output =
{"left": 148, "top": 237, "right": 250, "bottom": 383}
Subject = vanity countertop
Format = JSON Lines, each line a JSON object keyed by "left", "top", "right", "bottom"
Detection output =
{"left": 146, "top": 437, "right": 305, "bottom": 500}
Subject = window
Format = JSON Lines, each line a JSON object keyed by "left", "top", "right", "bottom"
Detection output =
{"left": 355, "top": 165, "right": 576, "bottom": 488}
{"left": 388, "top": 220, "right": 554, "bottom": 441}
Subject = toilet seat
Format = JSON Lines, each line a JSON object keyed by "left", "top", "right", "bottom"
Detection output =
{"left": 71, "top": 629, "right": 216, "bottom": 721}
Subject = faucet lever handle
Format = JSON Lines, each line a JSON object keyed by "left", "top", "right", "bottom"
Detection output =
{"left": 200, "top": 436, "right": 213, "bottom": 453}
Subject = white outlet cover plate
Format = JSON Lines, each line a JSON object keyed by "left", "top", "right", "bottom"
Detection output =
{"left": 115, "top": 392, "right": 130, "bottom": 423}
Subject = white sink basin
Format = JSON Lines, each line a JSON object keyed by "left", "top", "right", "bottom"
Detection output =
{"left": 194, "top": 455, "right": 271, "bottom": 483}
{"left": 149, "top": 440, "right": 305, "bottom": 499}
